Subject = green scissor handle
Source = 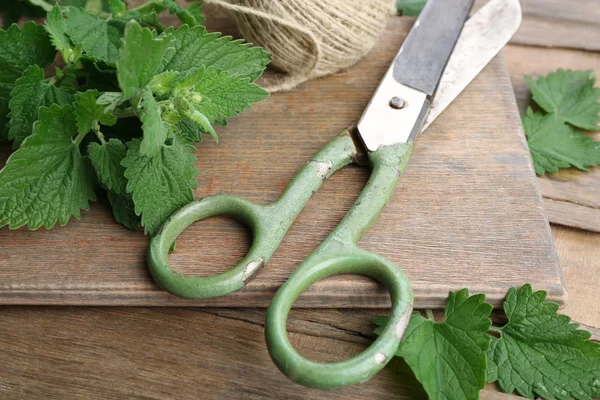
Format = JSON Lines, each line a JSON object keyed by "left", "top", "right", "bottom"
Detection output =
{"left": 148, "top": 130, "right": 414, "bottom": 389}
{"left": 266, "top": 249, "right": 412, "bottom": 389}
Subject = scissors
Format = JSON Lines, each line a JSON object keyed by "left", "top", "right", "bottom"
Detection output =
{"left": 148, "top": 0, "right": 521, "bottom": 390}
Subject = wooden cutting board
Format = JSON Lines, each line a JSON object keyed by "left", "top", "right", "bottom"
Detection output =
{"left": 0, "top": 17, "right": 566, "bottom": 308}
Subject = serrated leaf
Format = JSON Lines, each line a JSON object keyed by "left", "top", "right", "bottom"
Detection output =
{"left": 0, "top": 104, "right": 96, "bottom": 230}
{"left": 8, "top": 65, "right": 75, "bottom": 148}
{"left": 159, "top": 25, "right": 270, "bottom": 82}
{"left": 122, "top": 135, "right": 198, "bottom": 235}
{"left": 0, "top": 21, "right": 56, "bottom": 133}
{"left": 526, "top": 69, "right": 600, "bottom": 131}
{"left": 177, "top": 66, "right": 268, "bottom": 125}
{"left": 488, "top": 284, "right": 600, "bottom": 400}
{"left": 0, "top": 20, "right": 55, "bottom": 84}
{"left": 117, "top": 21, "right": 172, "bottom": 100}
{"left": 88, "top": 138, "right": 127, "bottom": 194}
{"left": 107, "top": 190, "right": 140, "bottom": 230}
{"left": 74, "top": 89, "right": 117, "bottom": 134}
{"left": 524, "top": 108, "right": 600, "bottom": 175}
{"left": 63, "top": 6, "right": 122, "bottom": 65}
{"left": 139, "top": 90, "right": 170, "bottom": 157}
{"left": 45, "top": 5, "right": 71, "bottom": 52}
{"left": 373, "top": 289, "right": 493, "bottom": 400}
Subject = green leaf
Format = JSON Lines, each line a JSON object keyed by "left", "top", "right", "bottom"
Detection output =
{"left": 184, "top": 108, "right": 216, "bottom": 141}
{"left": 147, "top": 70, "right": 179, "bottom": 96}
{"left": 8, "top": 65, "right": 75, "bottom": 148}
{"left": 526, "top": 69, "right": 600, "bottom": 131}
{"left": 0, "top": 104, "right": 96, "bottom": 230}
{"left": 139, "top": 90, "right": 170, "bottom": 157}
{"left": 88, "top": 138, "right": 127, "bottom": 194}
{"left": 176, "top": 66, "right": 268, "bottom": 125}
{"left": 117, "top": 21, "right": 172, "bottom": 100}
{"left": 523, "top": 108, "right": 600, "bottom": 175}
{"left": 159, "top": 25, "right": 271, "bottom": 82}
{"left": 488, "top": 284, "right": 600, "bottom": 400}
{"left": 118, "top": 7, "right": 165, "bottom": 32}
{"left": 63, "top": 0, "right": 111, "bottom": 15}
{"left": 0, "top": 21, "right": 56, "bottom": 133}
{"left": 485, "top": 338, "right": 499, "bottom": 384}
{"left": 27, "top": 0, "right": 54, "bottom": 11}
{"left": 122, "top": 134, "right": 198, "bottom": 235}
{"left": 74, "top": 89, "right": 117, "bottom": 134}
{"left": 96, "top": 91, "right": 121, "bottom": 112}
{"left": 163, "top": 0, "right": 205, "bottom": 26}
{"left": 187, "top": 3, "right": 205, "bottom": 25}
{"left": 63, "top": 6, "right": 122, "bottom": 65}
{"left": 108, "top": 0, "right": 126, "bottom": 17}
{"left": 373, "top": 289, "right": 493, "bottom": 400}
{"left": 107, "top": 190, "right": 140, "bottom": 230}
{"left": 396, "top": 0, "right": 427, "bottom": 16}
{"left": 176, "top": 118, "right": 201, "bottom": 142}
{"left": 45, "top": 5, "right": 71, "bottom": 52}
{"left": 0, "top": 96, "right": 9, "bottom": 140}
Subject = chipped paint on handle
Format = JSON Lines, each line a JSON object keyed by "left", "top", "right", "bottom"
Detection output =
{"left": 148, "top": 131, "right": 357, "bottom": 299}
{"left": 147, "top": 130, "right": 414, "bottom": 389}
{"left": 265, "top": 140, "right": 414, "bottom": 390}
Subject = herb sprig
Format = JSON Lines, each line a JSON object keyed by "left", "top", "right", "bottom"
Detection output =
{"left": 524, "top": 69, "right": 600, "bottom": 175}
{"left": 373, "top": 284, "right": 600, "bottom": 400}
{"left": 0, "top": 0, "right": 271, "bottom": 234}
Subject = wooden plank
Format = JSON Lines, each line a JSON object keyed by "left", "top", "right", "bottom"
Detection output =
{"left": 0, "top": 227, "right": 595, "bottom": 399}
{"left": 504, "top": 44, "right": 600, "bottom": 232}
{"left": 544, "top": 198, "right": 600, "bottom": 233}
{"left": 0, "top": 17, "right": 564, "bottom": 308}
{"left": 0, "top": 305, "right": 523, "bottom": 400}
{"left": 0, "top": 304, "right": 595, "bottom": 399}
{"left": 551, "top": 226, "right": 600, "bottom": 326}
{"left": 511, "top": 0, "right": 600, "bottom": 51}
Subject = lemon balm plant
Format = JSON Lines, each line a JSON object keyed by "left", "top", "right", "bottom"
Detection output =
{"left": 0, "top": 0, "right": 271, "bottom": 233}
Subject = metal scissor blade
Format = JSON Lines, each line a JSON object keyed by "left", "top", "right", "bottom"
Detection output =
{"left": 356, "top": 0, "right": 521, "bottom": 151}
{"left": 423, "top": 0, "right": 522, "bottom": 130}
{"left": 357, "top": 0, "right": 475, "bottom": 151}
{"left": 393, "top": 0, "right": 476, "bottom": 96}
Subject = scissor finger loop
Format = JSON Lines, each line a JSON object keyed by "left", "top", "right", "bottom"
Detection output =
{"left": 148, "top": 195, "right": 271, "bottom": 298}
{"left": 265, "top": 249, "right": 413, "bottom": 389}
{"left": 148, "top": 132, "right": 358, "bottom": 298}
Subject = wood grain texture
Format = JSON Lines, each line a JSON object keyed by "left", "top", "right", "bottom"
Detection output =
{"left": 510, "top": 0, "right": 600, "bottom": 51}
{"left": 0, "top": 227, "right": 594, "bottom": 400}
{"left": 504, "top": 45, "right": 600, "bottom": 233}
{"left": 0, "top": 303, "right": 595, "bottom": 399}
{"left": 0, "top": 3, "right": 595, "bottom": 399}
{"left": 0, "top": 306, "right": 525, "bottom": 400}
{"left": 552, "top": 226, "right": 600, "bottom": 327}
{"left": 0, "top": 17, "right": 564, "bottom": 308}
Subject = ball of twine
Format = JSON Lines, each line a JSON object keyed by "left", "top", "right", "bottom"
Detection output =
{"left": 204, "top": 0, "right": 394, "bottom": 92}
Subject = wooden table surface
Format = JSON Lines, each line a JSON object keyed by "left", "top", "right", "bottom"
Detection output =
{"left": 0, "top": 1, "right": 598, "bottom": 399}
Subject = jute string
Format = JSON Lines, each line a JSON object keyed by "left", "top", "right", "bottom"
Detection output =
{"left": 204, "top": 0, "right": 394, "bottom": 92}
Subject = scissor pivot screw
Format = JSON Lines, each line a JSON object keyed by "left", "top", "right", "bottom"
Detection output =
{"left": 389, "top": 97, "right": 407, "bottom": 109}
